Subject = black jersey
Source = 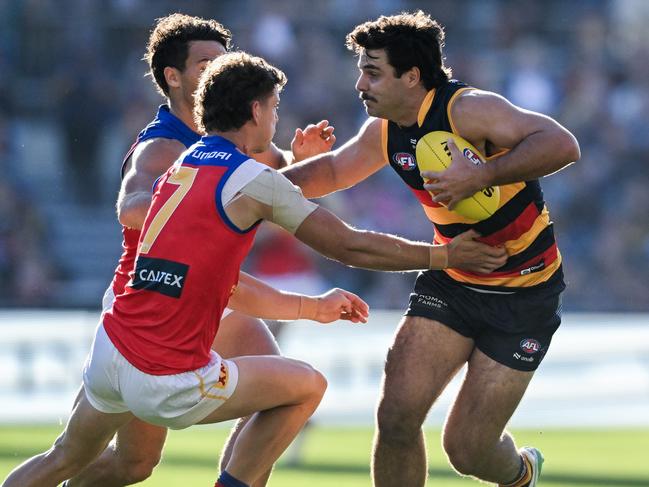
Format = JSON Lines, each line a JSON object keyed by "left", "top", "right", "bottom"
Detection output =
{"left": 382, "top": 80, "right": 563, "bottom": 290}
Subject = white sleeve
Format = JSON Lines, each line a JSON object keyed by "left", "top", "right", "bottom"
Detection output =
{"left": 238, "top": 167, "right": 319, "bottom": 234}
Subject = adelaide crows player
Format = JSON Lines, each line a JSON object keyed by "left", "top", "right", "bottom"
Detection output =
{"left": 283, "top": 11, "right": 580, "bottom": 487}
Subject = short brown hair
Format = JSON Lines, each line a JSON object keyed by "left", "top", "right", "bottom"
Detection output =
{"left": 195, "top": 52, "right": 287, "bottom": 133}
{"left": 346, "top": 10, "right": 451, "bottom": 90}
{"left": 145, "top": 13, "right": 232, "bottom": 96}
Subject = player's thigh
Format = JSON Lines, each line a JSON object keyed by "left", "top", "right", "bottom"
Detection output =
{"left": 199, "top": 356, "right": 325, "bottom": 424}
{"left": 379, "top": 315, "right": 474, "bottom": 421}
{"left": 445, "top": 347, "right": 534, "bottom": 443}
{"left": 57, "top": 392, "right": 134, "bottom": 464}
{"left": 114, "top": 417, "right": 168, "bottom": 462}
{"left": 214, "top": 312, "right": 280, "bottom": 357}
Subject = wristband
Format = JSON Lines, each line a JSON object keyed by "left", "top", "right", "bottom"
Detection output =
{"left": 297, "top": 295, "right": 319, "bottom": 320}
{"left": 429, "top": 245, "right": 449, "bottom": 270}
{"left": 297, "top": 295, "right": 304, "bottom": 319}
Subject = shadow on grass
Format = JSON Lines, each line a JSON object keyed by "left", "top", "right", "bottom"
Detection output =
{"left": 1, "top": 447, "right": 647, "bottom": 486}
{"left": 283, "top": 463, "right": 649, "bottom": 486}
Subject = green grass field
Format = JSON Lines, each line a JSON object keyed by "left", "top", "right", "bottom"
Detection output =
{"left": 1, "top": 425, "right": 647, "bottom": 486}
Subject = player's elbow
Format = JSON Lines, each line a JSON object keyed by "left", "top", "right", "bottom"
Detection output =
{"left": 117, "top": 193, "right": 149, "bottom": 230}
{"left": 117, "top": 206, "right": 144, "bottom": 230}
{"left": 559, "top": 129, "right": 581, "bottom": 165}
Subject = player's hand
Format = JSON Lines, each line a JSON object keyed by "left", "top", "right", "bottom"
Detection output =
{"left": 291, "top": 120, "right": 336, "bottom": 163}
{"left": 312, "top": 288, "right": 369, "bottom": 324}
{"left": 446, "top": 229, "right": 508, "bottom": 273}
{"left": 422, "top": 138, "right": 491, "bottom": 210}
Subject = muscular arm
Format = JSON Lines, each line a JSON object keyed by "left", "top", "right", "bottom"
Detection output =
{"left": 224, "top": 168, "right": 506, "bottom": 273}
{"left": 227, "top": 272, "right": 307, "bottom": 319}
{"left": 281, "top": 117, "right": 387, "bottom": 198}
{"left": 295, "top": 207, "right": 434, "bottom": 271}
{"left": 453, "top": 90, "right": 580, "bottom": 186}
{"left": 117, "top": 138, "right": 185, "bottom": 229}
{"left": 228, "top": 272, "right": 368, "bottom": 323}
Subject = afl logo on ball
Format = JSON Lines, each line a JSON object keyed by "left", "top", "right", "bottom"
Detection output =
{"left": 463, "top": 148, "right": 483, "bottom": 166}
{"left": 520, "top": 338, "right": 541, "bottom": 354}
{"left": 393, "top": 152, "right": 416, "bottom": 171}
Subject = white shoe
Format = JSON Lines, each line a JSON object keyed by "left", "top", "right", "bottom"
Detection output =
{"left": 521, "top": 447, "right": 544, "bottom": 486}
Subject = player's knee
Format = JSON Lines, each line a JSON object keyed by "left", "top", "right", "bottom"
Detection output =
{"left": 306, "top": 366, "right": 327, "bottom": 404}
{"left": 119, "top": 453, "right": 161, "bottom": 483}
{"left": 292, "top": 360, "right": 327, "bottom": 408}
{"left": 375, "top": 402, "right": 420, "bottom": 445}
{"left": 442, "top": 430, "right": 482, "bottom": 476}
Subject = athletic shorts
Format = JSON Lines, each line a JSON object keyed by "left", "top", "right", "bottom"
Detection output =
{"left": 83, "top": 323, "right": 239, "bottom": 429}
{"left": 406, "top": 269, "right": 564, "bottom": 371}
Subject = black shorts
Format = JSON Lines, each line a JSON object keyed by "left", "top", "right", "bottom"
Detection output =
{"left": 406, "top": 269, "right": 565, "bottom": 371}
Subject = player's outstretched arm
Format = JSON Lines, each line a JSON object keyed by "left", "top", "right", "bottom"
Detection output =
{"left": 295, "top": 207, "right": 508, "bottom": 274}
{"left": 281, "top": 117, "right": 387, "bottom": 198}
{"left": 228, "top": 272, "right": 369, "bottom": 324}
{"left": 224, "top": 167, "right": 507, "bottom": 274}
{"left": 117, "top": 138, "right": 185, "bottom": 229}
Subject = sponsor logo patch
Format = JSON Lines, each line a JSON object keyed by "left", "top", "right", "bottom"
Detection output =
{"left": 393, "top": 152, "right": 416, "bottom": 171}
{"left": 415, "top": 294, "right": 448, "bottom": 310}
{"left": 131, "top": 256, "right": 189, "bottom": 298}
{"left": 520, "top": 260, "right": 545, "bottom": 275}
{"left": 513, "top": 352, "right": 535, "bottom": 363}
{"left": 520, "top": 338, "right": 541, "bottom": 355}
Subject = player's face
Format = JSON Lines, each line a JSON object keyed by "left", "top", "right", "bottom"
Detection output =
{"left": 355, "top": 49, "right": 408, "bottom": 120}
{"left": 253, "top": 88, "right": 280, "bottom": 153}
{"left": 178, "top": 40, "right": 227, "bottom": 105}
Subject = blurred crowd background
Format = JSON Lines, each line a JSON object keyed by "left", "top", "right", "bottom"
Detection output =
{"left": 0, "top": 0, "right": 647, "bottom": 311}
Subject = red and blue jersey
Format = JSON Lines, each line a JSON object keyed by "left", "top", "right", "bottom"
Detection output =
{"left": 111, "top": 106, "right": 200, "bottom": 297}
{"left": 104, "top": 135, "right": 259, "bottom": 375}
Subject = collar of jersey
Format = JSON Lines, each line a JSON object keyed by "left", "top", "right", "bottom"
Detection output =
{"left": 157, "top": 104, "right": 200, "bottom": 143}
{"left": 200, "top": 134, "right": 239, "bottom": 151}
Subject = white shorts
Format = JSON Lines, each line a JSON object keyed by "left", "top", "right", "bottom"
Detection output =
{"left": 82, "top": 323, "right": 239, "bottom": 430}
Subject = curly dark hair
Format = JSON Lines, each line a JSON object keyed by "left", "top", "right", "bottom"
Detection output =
{"left": 346, "top": 10, "right": 451, "bottom": 90}
{"left": 195, "top": 52, "right": 287, "bottom": 133}
{"left": 144, "top": 13, "right": 232, "bottom": 96}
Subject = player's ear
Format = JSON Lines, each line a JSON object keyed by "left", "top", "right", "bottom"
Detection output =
{"left": 402, "top": 66, "right": 421, "bottom": 88}
{"left": 251, "top": 100, "right": 262, "bottom": 125}
{"left": 164, "top": 66, "right": 182, "bottom": 90}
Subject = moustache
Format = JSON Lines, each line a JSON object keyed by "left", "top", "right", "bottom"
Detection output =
{"left": 360, "top": 93, "right": 377, "bottom": 102}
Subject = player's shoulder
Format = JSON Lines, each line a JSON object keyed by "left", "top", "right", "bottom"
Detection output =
{"left": 131, "top": 137, "right": 186, "bottom": 170}
{"left": 356, "top": 117, "right": 384, "bottom": 145}
{"left": 452, "top": 89, "right": 510, "bottom": 116}
{"left": 360, "top": 116, "right": 383, "bottom": 133}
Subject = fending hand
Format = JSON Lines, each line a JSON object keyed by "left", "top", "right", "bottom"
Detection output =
{"left": 291, "top": 120, "right": 336, "bottom": 163}
{"left": 312, "top": 288, "right": 369, "bottom": 324}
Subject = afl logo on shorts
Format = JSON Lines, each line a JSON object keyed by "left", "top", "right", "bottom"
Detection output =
{"left": 520, "top": 338, "right": 541, "bottom": 354}
{"left": 393, "top": 152, "right": 416, "bottom": 171}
